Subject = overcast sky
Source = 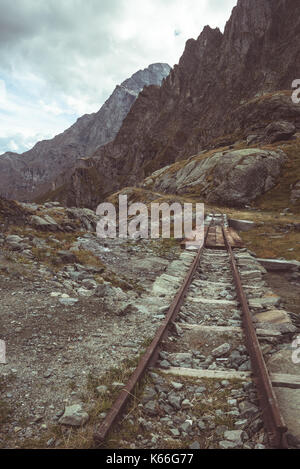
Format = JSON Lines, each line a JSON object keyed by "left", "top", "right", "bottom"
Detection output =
{"left": 0, "top": 0, "right": 237, "bottom": 154}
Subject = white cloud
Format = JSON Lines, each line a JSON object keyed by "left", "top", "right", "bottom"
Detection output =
{"left": 8, "top": 140, "right": 19, "bottom": 152}
{"left": 0, "top": 0, "right": 237, "bottom": 154}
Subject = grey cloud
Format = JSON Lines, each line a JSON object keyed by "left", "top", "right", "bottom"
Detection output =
{"left": 0, "top": 0, "right": 126, "bottom": 99}
{"left": 0, "top": 0, "right": 238, "bottom": 155}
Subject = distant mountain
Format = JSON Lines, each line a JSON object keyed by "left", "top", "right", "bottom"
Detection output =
{"left": 0, "top": 63, "right": 171, "bottom": 201}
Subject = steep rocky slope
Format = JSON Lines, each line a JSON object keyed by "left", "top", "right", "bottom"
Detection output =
{"left": 0, "top": 63, "right": 171, "bottom": 202}
{"left": 56, "top": 0, "right": 300, "bottom": 208}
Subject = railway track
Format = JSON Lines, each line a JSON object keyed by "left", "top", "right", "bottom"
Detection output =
{"left": 94, "top": 213, "right": 294, "bottom": 449}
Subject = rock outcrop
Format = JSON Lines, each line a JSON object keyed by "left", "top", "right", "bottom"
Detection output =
{"left": 142, "top": 148, "right": 287, "bottom": 207}
{"left": 0, "top": 63, "right": 171, "bottom": 202}
{"left": 0, "top": 196, "right": 30, "bottom": 227}
{"left": 58, "top": 0, "right": 300, "bottom": 208}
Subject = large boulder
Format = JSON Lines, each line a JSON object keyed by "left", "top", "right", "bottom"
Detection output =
{"left": 228, "top": 219, "right": 256, "bottom": 232}
{"left": 206, "top": 149, "right": 286, "bottom": 207}
{"left": 153, "top": 148, "right": 286, "bottom": 208}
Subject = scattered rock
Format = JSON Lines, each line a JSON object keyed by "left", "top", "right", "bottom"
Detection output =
{"left": 168, "top": 394, "right": 182, "bottom": 410}
{"left": 143, "top": 401, "right": 157, "bottom": 417}
{"left": 239, "top": 401, "right": 259, "bottom": 419}
{"left": 58, "top": 297, "right": 79, "bottom": 306}
{"left": 189, "top": 441, "right": 200, "bottom": 450}
{"left": 96, "top": 385, "right": 108, "bottom": 396}
{"left": 58, "top": 405, "right": 89, "bottom": 426}
{"left": 211, "top": 343, "right": 231, "bottom": 358}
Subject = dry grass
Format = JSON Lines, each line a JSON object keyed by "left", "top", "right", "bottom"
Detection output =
{"left": 71, "top": 250, "right": 105, "bottom": 270}
{"left": 240, "top": 225, "right": 300, "bottom": 260}
{"left": 205, "top": 203, "right": 300, "bottom": 260}
{"left": 255, "top": 139, "right": 300, "bottom": 214}
{"left": 19, "top": 342, "right": 153, "bottom": 449}
{"left": 239, "top": 89, "right": 292, "bottom": 108}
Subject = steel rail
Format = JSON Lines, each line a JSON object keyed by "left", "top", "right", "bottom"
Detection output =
{"left": 94, "top": 220, "right": 212, "bottom": 445}
{"left": 222, "top": 225, "right": 288, "bottom": 449}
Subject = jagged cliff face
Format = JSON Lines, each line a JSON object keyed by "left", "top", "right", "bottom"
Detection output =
{"left": 0, "top": 63, "right": 171, "bottom": 202}
{"left": 61, "top": 0, "right": 300, "bottom": 208}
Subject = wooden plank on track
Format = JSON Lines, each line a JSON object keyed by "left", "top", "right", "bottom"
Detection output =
{"left": 182, "top": 222, "right": 244, "bottom": 249}
{"left": 180, "top": 323, "right": 281, "bottom": 337}
{"left": 205, "top": 226, "right": 217, "bottom": 247}
{"left": 160, "top": 367, "right": 300, "bottom": 389}
{"left": 160, "top": 367, "right": 252, "bottom": 381}
{"left": 271, "top": 373, "right": 300, "bottom": 389}
{"left": 227, "top": 227, "right": 244, "bottom": 247}
{"left": 215, "top": 226, "right": 225, "bottom": 247}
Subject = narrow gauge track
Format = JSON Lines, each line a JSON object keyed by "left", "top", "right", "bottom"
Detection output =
{"left": 94, "top": 213, "right": 288, "bottom": 449}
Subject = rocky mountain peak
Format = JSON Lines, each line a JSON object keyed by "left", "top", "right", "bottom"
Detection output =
{"left": 225, "top": 0, "right": 272, "bottom": 38}
{"left": 0, "top": 63, "right": 171, "bottom": 202}
{"left": 122, "top": 63, "right": 171, "bottom": 94}
{"left": 54, "top": 0, "right": 300, "bottom": 209}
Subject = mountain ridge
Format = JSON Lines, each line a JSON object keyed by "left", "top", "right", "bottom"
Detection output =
{"left": 51, "top": 0, "right": 300, "bottom": 208}
{"left": 0, "top": 62, "right": 171, "bottom": 201}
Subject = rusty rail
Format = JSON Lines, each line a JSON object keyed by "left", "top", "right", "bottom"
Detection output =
{"left": 94, "top": 215, "right": 288, "bottom": 448}
{"left": 222, "top": 225, "right": 288, "bottom": 449}
{"left": 94, "top": 221, "right": 211, "bottom": 445}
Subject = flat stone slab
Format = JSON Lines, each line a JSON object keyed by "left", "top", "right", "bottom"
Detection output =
{"left": 273, "top": 388, "right": 300, "bottom": 442}
{"left": 254, "top": 310, "right": 291, "bottom": 325}
{"left": 229, "top": 219, "right": 256, "bottom": 232}
{"left": 160, "top": 367, "right": 252, "bottom": 381}
{"left": 271, "top": 374, "right": 300, "bottom": 389}
{"left": 181, "top": 323, "right": 281, "bottom": 337}
{"left": 186, "top": 297, "right": 237, "bottom": 306}
{"left": 249, "top": 296, "right": 281, "bottom": 310}
{"left": 238, "top": 260, "right": 267, "bottom": 274}
{"left": 240, "top": 271, "right": 263, "bottom": 283}
{"left": 161, "top": 367, "right": 300, "bottom": 390}
{"left": 203, "top": 252, "right": 228, "bottom": 257}
{"left": 130, "top": 257, "right": 169, "bottom": 272}
{"left": 166, "top": 260, "right": 190, "bottom": 271}
{"left": 267, "top": 350, "right": 300, "bottom": 398}
{"left": 193, "top": 280, "right": 232, "bottom": 287}
{"left": 257, "top": 258, "right": 300, "bottom": 272}
{"left": 267, "top": 349, "right": 300, "bottom": 376}
{"left": 152, "top": 276, "right": 180, "bottom": 296}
